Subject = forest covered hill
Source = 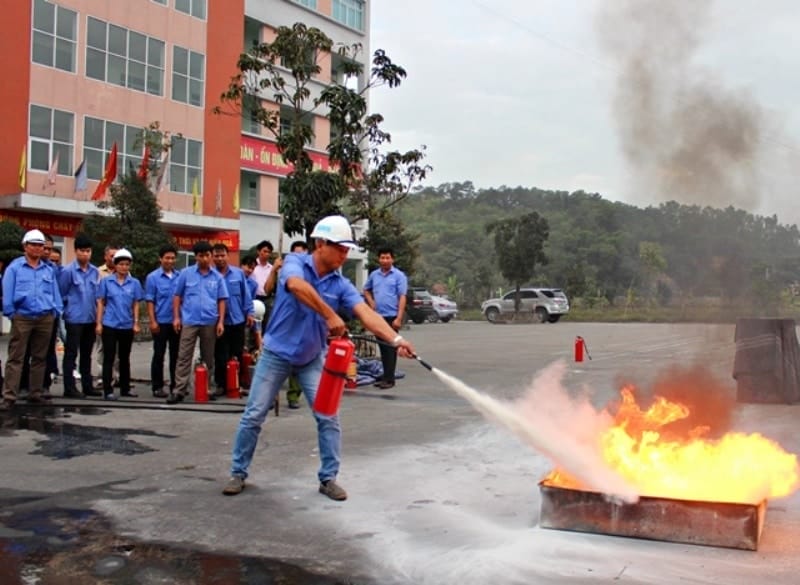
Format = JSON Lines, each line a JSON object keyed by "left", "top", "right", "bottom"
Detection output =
{"left": 394, "top": 181, "right": 800, "bottom": 311}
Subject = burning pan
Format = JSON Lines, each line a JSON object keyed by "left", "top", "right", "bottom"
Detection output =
{"left": 539, "top": 481, "right": 766, "bottom": 550}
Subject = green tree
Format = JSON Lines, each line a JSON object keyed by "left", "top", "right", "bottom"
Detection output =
{"left": 486, "top": 212, "right": 549, "bottom": 316}
{"left": 217, "top": 23, "right": 430, "bottom": 263}
{"left": 0, "top": 221, "right": 25, "bottom": 267}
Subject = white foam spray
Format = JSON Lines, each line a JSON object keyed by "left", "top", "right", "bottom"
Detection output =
{"left": 430, "top": 360, "right": 639, "bottom": 503}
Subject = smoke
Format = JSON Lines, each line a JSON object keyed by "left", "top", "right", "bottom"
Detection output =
{"left": 432, "top": 361, "right": 639, "bottom": 503}
{"left": 595, "top": 0, "right": 764, "bottom": 210}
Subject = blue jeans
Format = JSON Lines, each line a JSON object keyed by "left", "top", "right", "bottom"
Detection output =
{"left": 230, "top": 349, "right": 341, "bottom": 483}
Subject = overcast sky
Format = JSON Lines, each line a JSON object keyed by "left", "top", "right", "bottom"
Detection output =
{"left": 370, "top": 0, "right": 800, "bottom": 225}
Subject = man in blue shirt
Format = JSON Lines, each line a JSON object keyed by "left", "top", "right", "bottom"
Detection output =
{"left": 95, "top": 248, "right": 144, "bottom": 400}
{"left": 222, "top": 216, "right": 417, "bottom": 501}
{"left": 168, "top": 241, "right": 229, "bottom": 404}
{"left": 145, "top": 245, "right": 180, "bottom": 399}
{"left": 1, "top": 229, "right": 63, "bottom": 410}
{"left": 58, "top": 233, "right": 100, "bottom": 398}
{"left": 212, "top": 243, "right": 254, "bottom": 398}
{"left": 364, "top": 247, "right": 408, "bottom": 389}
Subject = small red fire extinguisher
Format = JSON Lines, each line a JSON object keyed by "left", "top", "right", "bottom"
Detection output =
{"left": 574, "top": 336, "right": 591, "bottom": 362}
{"left": 313, "top": 337, "right": 356, "bottom": 416}
{"left": 194, "top": 361, "right": 209, "bottom": 402}
{"left": 226, "top": 357, "right": 240, "bottom": 398}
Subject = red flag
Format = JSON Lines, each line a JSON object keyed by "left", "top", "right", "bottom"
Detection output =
{"left": 91, "top": 142, "right": 117, "bottom": 200}
{"left": 138, "top": 144, "right": 150, "bottom": 180}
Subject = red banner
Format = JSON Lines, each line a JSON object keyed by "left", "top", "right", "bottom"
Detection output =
{"left": 0, "top": 209, "right": 239, "bottom": 252}
{"left": 0, "top": 209, "right": 83, "bottom": 237}
{"left": 171, "top": 229, "right": 240, "bottom": 252}
{"left": 240, "top": 135, "right": 331, "bottom": 176}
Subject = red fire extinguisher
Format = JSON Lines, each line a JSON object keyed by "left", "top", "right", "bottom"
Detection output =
{"left": 194, "top": 361, "right": 209, "bottom": 402}
{"left": 574, "top": 336, "right": 591, "bottom": 362}
{"left": 313, "top": 337, "right": 356, "bottom": 416}
{"left": 240, "top": 351, "right": 253, "bottom": 390}
{"left": 226, "top": 357, "right": 240, "bottom": 398}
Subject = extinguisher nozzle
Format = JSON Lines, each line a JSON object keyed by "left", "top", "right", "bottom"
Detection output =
{"left": 414, "top": 355, "right": 433, "bottom": 371}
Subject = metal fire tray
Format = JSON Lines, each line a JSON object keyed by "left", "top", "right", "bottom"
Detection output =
{"left": 538, "top": 481, "right": 766, "bottom": 550}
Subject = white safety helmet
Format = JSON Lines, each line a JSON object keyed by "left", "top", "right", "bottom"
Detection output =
{"left": 309, "top": 215, "right": 359, "bottom": 249}
{"left": 112, "top": 248, "right": 133, "bottom": 263}
{"left": 22, "top": 229, "right": 46, "bottom": 244}
{"left": 252, "top": 299, "right": 266, "bottom": 321}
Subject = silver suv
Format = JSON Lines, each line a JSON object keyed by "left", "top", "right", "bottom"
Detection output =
{"left": 481, "top": 288, "right": 570, "bottom": 323}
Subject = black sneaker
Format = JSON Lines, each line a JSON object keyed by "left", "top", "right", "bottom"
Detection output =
{"left": 319, "top": 480, "right": 348, "bottom": 501}
{"left": 104, "top": 393, "right": 117, "bottom": 401}
{"left": 63, "top": 390, "right": 84, "bottom": 399}
{"left": 83, "top": 389, "right": 103, "bottom": 397}
{"left": 166, "top": 393, "right": 185, "bottom": 405}
{"left": 288, "top": 400, "right": 300, "bottom": 409}
{"left": 152, "top": 389, "right": 168, "bottom": 398}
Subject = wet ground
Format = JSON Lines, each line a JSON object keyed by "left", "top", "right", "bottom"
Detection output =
{"left": 0, "top": 406, "right": 361, "bottom": 584}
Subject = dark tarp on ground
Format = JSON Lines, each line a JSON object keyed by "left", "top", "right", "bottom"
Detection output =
{"left": 733, "top": 318, "right": 800, "bottom": 403}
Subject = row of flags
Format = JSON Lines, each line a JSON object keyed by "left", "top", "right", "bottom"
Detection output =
{"left": 16, "top": 144, "right": 241, "bottom": 214}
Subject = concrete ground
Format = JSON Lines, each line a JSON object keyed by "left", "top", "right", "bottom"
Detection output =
{"left": 1, "top": 321, "right": 800, "bottom": 584}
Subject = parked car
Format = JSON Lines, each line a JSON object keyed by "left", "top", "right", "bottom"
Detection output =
{"left": 481, "top": 288, "right": 569, "bottom": 323}
{"left": 430, "top": 295, "right": 458, "bottom": 323}
{"left": 406, "top": 287, "right": 436, "bottom": 324}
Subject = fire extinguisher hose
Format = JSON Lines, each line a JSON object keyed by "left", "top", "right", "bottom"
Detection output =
{"left": 349, "top": 334, "right": 434, "bottom": 372}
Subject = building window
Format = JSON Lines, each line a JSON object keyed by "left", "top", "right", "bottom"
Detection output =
{"left": 242, "top": 94, "right": 262, "bottom": 135}
{"left": 170, "top": 136, "right": 203, "bottom": 194}
{"left": 86, "top": 17, "right": 165, "bottom": 96}
{"left": 332, "top": 0, "right": 364, "bottom": 31}
{"left": 241, "top": 171, "right": 260, "bottom": 210}
{"left": 175, "top": 250, "right": 194, "bottom": 269}
{"left": 279, "top": 106, "right": 314, "bottom": 141}
{"left": 32, "top": 0, "right": 77, "bottom": 72}
{"left": 152, "top": 0, "right": 167, "bottom": 4}
{"left": 244, "top": 17, "right": 261, "bottom": 51}
{"left": 29, "top": 105, "right": 73, "bottom": 175}
{"left": 83, "top": 117, "right": 149, "bottom": 181}
{"left": 294, "top": 0, "right": 317, "bottom": 9}
{"left": 175, "top": 0, "right": 206, "bottom": 20}
{"left": 172, "top": 46, "right": 205, "bottom": 107}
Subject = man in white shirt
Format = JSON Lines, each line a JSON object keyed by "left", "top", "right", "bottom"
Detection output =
{"left": 251, "top": 240, "right": 273, "bottom": 334}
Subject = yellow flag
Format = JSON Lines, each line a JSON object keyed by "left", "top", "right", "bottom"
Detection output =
{"left": 192, "top": 176, "right": 200, "bottom": 214}
{"left": 18, "top": 146, "right": 26, "bottom": 190}
{"left": 233, "top": 183, "right": 240, "bottom": 214}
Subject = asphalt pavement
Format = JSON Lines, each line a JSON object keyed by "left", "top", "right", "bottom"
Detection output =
{"left": 2, "top": 321, "right": 800, "bottom": 584}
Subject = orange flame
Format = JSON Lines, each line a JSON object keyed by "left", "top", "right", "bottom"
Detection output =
{"left": 545, "top": 385, "right": 799, "bottom": 503}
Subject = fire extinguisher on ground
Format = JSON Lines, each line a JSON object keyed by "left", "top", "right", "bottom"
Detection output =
{"left": 194, "top": 361, "right": 209, "bottom": 402}
{"left": 313, "top": 337, "right": 356, "bottom": 416}
{"left": 226, "top": 357, "right": 240, "bottom": 398}
{"left": 574, "top": 336, "right": 592, "bottom": 362}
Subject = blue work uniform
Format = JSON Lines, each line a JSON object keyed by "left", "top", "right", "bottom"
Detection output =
{"left": 364, "top": 266, "right": 408, "bottom": 317}
{"left": 173, "top": 265, "right": 229, "bottom": 325}
{"left": 97, "top": 274, "right": 145, "bottom": 329}
{"left": 145, "top": 267, "right": 180, "bottom": 324}
{"left": 59, "top": 260, "right": 99, "bottom": 323}
{"left": 2, "top": 256, "right": 62, "bottom": 318}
